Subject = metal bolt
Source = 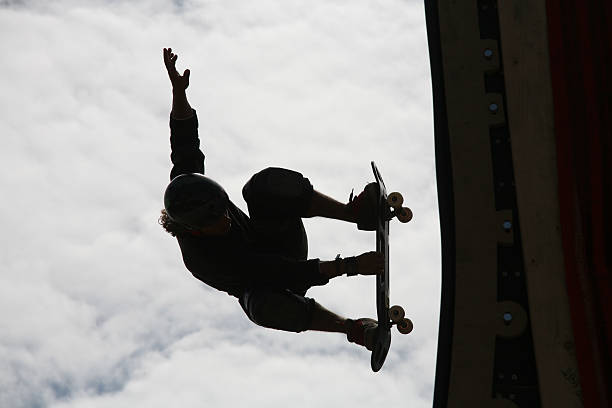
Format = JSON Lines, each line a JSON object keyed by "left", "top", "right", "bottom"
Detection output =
{"left": 503, "top": 312, "right": 513, "bottom": 325}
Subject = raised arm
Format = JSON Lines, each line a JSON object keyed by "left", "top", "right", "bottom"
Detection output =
{"left": 163, "top": 48, "right": 204, "bottom": 178}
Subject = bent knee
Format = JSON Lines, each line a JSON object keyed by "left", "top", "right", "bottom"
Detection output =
{"left": 243, "top": 167, "right": 309, "bottom": 201}
{"left": 240, "top": 288, "right": 314, "bottom": 333}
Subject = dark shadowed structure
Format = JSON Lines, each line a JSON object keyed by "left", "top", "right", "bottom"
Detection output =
{"left": 425, "top": 0, "right": 612, "bottom": 407}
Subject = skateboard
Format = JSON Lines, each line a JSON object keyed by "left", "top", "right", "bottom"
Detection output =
{"left": 370, "top": 161, "right": 414, "bottom": 372}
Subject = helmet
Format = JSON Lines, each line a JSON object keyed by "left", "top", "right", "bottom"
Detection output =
{"left": 164, "top": 173, "right": 229, "bottom": 229}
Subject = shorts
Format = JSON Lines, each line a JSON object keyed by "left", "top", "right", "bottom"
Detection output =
{"left": 238, "top": 167, "right": 316, "bottom": 333}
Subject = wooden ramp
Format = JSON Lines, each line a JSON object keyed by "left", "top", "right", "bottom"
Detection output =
{"left": 426, "top": 0, "right": 612, "bottom": 407}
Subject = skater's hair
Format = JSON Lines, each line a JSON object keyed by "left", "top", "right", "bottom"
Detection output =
{"left": 158, "top": 209, "right": 190, "bottom": 237}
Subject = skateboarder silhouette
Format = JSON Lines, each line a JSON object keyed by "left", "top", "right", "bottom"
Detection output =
{"left": 160, "top": 48, "right": 384, "bottom": 351}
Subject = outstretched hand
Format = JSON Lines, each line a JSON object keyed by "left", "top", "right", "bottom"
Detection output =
{"left": 356, "top": 251, "right": 385, "bottom": 276}
{"left": 163, "top": 48, "right": 190, "bottom": 91}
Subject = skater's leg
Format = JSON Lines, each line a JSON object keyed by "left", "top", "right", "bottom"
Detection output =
{"left": 308, "top": 302, "right": 378, "bottom": 351}
{"left": 242, "top": 167, "right": 374, "bottom": 228}
{"left": 239, "top": 288, "right": 377, "bottom": 350}
{"left": 308, "top": 302, "right": 378, "bottom": 350}
{"left": 240, "top": 287, "right": 319, "bottom": 333}
{"left": 308, "top": 301, "right": 350, "bottom": 333}
{"left": 304, "top": 186, "right": 379, "bottom": 231}
{"left": 242, "top": 167, "right": 312, "bottom": 259}
{"left": 303, "top": 190, "right": 356, "bottom": 222}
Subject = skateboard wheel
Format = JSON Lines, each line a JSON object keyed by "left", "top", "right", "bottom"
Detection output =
{"left": 387, "top": 192, "right": 404, "bottom": 208}
{"left": 396, "top": 207, "right": 413, "bottom": 223}
{"left": 389, "top": 305, "right": 405, "bottom": 322}
{"left": 397, "top": 318, "right": 413, "bottom": 334}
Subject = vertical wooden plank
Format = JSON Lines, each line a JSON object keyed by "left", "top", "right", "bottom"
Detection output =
{"left": 496, "top": 1, "right": 582, "bottom": 406}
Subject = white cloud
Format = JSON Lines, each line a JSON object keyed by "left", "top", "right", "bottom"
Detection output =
{"left": 0, "top": 1, "right": 439, "bottom": 407}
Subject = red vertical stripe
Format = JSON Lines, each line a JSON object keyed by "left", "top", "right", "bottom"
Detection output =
{"left": 546, "top": 0, "right": 612, "bottom": 406}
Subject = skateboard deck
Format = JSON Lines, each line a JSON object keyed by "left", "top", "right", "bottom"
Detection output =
{"left": 370, "top": 161, "right": 413, "bottom": 372}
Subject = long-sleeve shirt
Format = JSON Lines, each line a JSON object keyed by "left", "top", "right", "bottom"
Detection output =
{"left": 168, "top": 111, "right": 329, "bottom": 297}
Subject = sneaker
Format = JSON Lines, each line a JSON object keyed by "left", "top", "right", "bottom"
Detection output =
{"left": 346, "top": 183, "right": 379, "bottom": 231}
{"left": 346, "top": 318, "right": 378, "bottom": 351}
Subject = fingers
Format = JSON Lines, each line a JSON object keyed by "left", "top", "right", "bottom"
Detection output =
{"left": 163, "top": 48, "right": 191, "bottom": 90}
{"left": 163, "top": 47, "right": 177, "bottom": 67}
{"left": 358, "top": 251, "right": 385, "bottom": 275}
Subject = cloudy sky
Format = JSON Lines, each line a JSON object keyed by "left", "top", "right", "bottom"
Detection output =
{"left": 0, "top": 0, "right": 440, "bottom": 406}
